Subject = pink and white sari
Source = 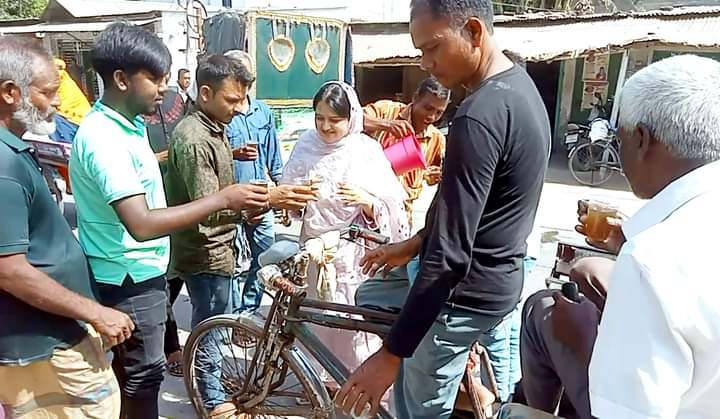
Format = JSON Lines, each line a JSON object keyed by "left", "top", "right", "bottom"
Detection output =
{"left": 281, "top": 81, "right": 409, "bottom": 374}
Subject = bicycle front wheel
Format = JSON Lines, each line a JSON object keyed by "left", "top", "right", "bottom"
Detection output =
{"left": 568, "top": 141, "right": 620, "bottom": 187}
{"left": 182, "top": 314, "right": 333, "bottom": 419}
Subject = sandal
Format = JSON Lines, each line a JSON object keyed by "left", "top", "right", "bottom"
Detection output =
{"left": 210, "top": 402, "right": 248, "bottom": 418}
{"left": 167, "top": 360, "right": 183, "bottom": 377}
{"left": 232, "top": 329, "right": 257, "bottom": 348}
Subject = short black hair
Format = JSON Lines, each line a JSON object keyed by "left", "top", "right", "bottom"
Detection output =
{"left": 313, "top": 83, "right": 351, "bottom": 119}
{"left": 91, "top": 22, "right": 172, "bottom": 85}
{"left": 196, "top": 54, "right": 254, "bottom": 91}
{"left": 410, "top": 0, "right": 494, "bottom": 35}
{"left": 416, "top": 77, "right": 451, "bottom": 101}
{"left": 178, "top": 68, "right": 190, "bottom": 78}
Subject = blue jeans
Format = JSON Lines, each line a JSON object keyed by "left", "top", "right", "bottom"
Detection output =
{"left": 182, "top": 273, "right": 233, "bottom": 411}
{"left": 406, "top": 255, "right": 421, "bottom": 285}
{"left": 477, "top": 256, "right": 537, "bottom": 402}
{"left": 95, "top": 275, "right": 167, "bottom": 419}
{"left": 232, "top": 212, "right": 275, "bottom": 313}
{"left": 394, "top": 307, "right": 503, "bottom": 419}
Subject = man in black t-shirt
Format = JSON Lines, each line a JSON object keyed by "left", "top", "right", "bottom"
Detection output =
{"left": 145, "top": 87, "right": 187, "bottom": 173}
{"left": 143, "top": 85, "right": 188, "bottom": 376}
{"left": 336, "top": 1, "right": 551, "bottom": 417}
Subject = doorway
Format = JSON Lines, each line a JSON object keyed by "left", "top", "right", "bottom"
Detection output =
{"left": 526, "top": 61, "right": 561, "bottom": 137}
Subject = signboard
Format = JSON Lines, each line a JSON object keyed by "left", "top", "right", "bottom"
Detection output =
{"left": 581, "top": 54, "right": 609, "bottom": 109}
{"left": 249, "top": 12, "right": 347, "bottom": 105}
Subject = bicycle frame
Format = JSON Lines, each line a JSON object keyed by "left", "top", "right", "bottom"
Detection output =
{"left": 192, "top": 230, "right": 494, "bottom": 419}
{"left": 234, "top": 250, "right": 397, "bottom": 418}
{"left": 594, "top": 138, "right": 623, "bottom": 172}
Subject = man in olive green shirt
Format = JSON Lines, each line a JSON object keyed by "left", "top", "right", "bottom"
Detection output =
{"left": 165, "top": 55, "right": 265, "bottom": 416}
{"left": 165, "top": 65, "right": 244, "bottom": 276}
{"left": 165, "top": 55, "right": 250, "bottom": 299}
{"left": 166, "top": 54, "right": 318, "bottom": 416}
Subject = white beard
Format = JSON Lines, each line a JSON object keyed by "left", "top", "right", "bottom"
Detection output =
{"left": 12, "top": 95, "right": 57, "bottom": 136}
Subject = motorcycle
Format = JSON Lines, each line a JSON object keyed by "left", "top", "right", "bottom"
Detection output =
{"left": 564, "top": 93, "right": 614, "bottom": 152}
{"left": 22, "top": 132, "right": 72, "bottom": 212}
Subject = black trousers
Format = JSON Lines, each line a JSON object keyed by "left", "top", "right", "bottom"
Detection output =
{"left": 164, "top": 276, "right": 184, "bottom": 356}
{"left": 96, "top": 275, "right": 167, "bottom": 419}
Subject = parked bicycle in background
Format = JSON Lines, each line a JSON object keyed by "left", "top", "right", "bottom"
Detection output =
{"left": 564, "top": 94, "right": 623, "bottom": 187}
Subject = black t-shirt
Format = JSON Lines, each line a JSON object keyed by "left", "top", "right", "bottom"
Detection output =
{"left": 387, "top": 65, "right": 551, "bottom": 357}
{"left": 145, "top": 88, "right": 187, "bottom": 154}
{"left": 0, "top": 128, "right": 95, "bottom": 364}
{"left": 145, "top": 88, "right": 187, "bottom": 177}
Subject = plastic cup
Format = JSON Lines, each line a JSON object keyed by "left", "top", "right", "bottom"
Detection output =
{"left": 297, "top": 176, "right": 314, "bottom": 186}
{"left": 584, "top": 201, "right": 618, "bottom": 242}
{"left": 250, "top": 179, "right": 269, "bottom": 191}
{"left": 246, "top": 141, "right": 259, "bottom": 152}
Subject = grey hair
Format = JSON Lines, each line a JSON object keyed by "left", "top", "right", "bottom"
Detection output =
{"left": 224, "top": 49, "right": 255, "bottom": 76}
{"left": 0, "top": 36, "right": 52, "bottom": 93}
{"left": 410, "top": 0, "right": 494, "bottom": 35}
{"left": 618, "top": 55, "right": 720, "bottom": 162}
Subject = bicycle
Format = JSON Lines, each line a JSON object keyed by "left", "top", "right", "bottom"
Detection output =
{"left": 567, "top": 120, "right": 622, "bottom": 187}
{"left": 182, "top": 225, "right": 498, "bottom": 418}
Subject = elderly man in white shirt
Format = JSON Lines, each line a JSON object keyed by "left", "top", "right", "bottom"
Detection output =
{"left": 520, "top": 54, "right": 720, "bottom": 419}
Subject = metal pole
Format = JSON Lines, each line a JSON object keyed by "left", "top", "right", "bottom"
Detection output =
{"left": 186, "top": 0, "right": 193, "bottom": 68}
{"left": 610, "top": 49, "right": 629, "bottom": 126}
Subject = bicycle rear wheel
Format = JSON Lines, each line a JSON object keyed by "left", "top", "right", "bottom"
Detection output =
{"left": 182, "top": 314, "right": 333, "bottom": 418}
{"left": 568, "top": 141, "right": 620, "bottom": 187}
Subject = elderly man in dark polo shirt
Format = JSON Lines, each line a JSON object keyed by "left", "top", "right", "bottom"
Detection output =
{"left": 0, "top": 35, "right": 134, "bottom": 418}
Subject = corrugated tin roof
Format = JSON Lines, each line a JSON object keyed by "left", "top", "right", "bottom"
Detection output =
{"left": 493, "top": 5, "right": 720, "bottom": 24}
{"left": 37, "top": 0, "right": 220, "bottom": 21}
{"left": 498, "top": 14, "right": 720, "bottom": 60}
{"left": 47, "top": 0, "right": 183, "bottom": 18}
{"left": 350, "top": 5, "right": 720, "bottom": 28}
{"left": 0, "top": 18, "right": 159, "bottom": 34}
{"left": 353, "top": 6, "right": 720, "bottom": 64}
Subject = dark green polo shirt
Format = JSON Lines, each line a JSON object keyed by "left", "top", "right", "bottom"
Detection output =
{"left": 0, "top": 127, "right": 94, "bottom": 365}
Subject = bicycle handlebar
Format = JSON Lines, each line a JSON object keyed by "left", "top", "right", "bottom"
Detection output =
{"left": 257, "top": 264, "right": 305, "bottom": 296}
{"left": 344, "top": 224, "right": 390, "bottom": 245}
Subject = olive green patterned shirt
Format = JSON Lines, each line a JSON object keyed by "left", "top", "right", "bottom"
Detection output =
{"left": 165, "top": 109, "right": 241, "bottom": 276}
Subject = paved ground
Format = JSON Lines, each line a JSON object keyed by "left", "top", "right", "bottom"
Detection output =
{"left": 145, "top": 156, "right": 644, "bottom": 418}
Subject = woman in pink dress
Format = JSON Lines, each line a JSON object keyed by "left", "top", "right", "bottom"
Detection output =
{"left": 282, "top": 81, "right": 409, "bottom": 374}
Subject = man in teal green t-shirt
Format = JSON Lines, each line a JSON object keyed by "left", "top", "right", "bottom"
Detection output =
{"left": 70, "top": 23, "right": 269, "bottom": 418}
{"left": 0, "top": 35, "right": 134, "bottom": 418}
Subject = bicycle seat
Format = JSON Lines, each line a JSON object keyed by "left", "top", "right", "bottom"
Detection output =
{"left": 566, "top": 123, "right": 589, "bottom": 133}
{"left": 497, "top": 403, "right": 561, "bottom": 418}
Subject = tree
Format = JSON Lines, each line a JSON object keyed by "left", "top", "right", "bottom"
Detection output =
{"left": 0, "top": 0, "right": 48, "bottom": 20}
{"left": 494, "top": 0, "right": 621, "bottom": 14}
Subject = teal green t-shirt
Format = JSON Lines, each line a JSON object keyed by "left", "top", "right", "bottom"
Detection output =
{"left": 70, "top": 101, "right": 169, "bottom": 285}
{"left": 0, "top": 128, "right": 91, "bottom": 365}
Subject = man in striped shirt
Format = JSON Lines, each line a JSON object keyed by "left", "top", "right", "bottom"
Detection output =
{"left": 363, "top": 78, "right": 450, "bottom": 221}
